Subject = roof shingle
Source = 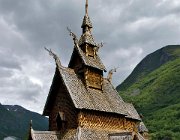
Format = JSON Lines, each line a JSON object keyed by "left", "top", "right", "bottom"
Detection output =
{"left": 81, "top": 15, "right": 93, "bottom": 28}
{"left": 78, "top": 32, "right": 96, "bottom": 47}
{"left": 69, "top": 43, "right": 106, "bottom": 71}
{"left": 43, "top": 65, "right": 141, "bottom": 121}
{"left": 138, "top": 122, "right": 148, "bottom": 132}
{"left": 30, "top": 127, "right": 145, "bottom": 140}
{"left": 30, "top": 129, "right": 61, "bottom": 140}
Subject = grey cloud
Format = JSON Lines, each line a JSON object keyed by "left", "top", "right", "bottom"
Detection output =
{"left": 0, "top": 0, "right": 180, "bottom": 112}
{"left": 0, "top": 70, "right": 42, "bottom": 104}
{"left": 0, "top": 68, "right": 13, "bottom": 78}
{"left": 0, "top": 51, "right": 21, "bottom": 70}
{"left": 0, "top": 0, "right": 84, "bottom": 61}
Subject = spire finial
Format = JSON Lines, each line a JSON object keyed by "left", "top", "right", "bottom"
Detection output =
{"left": 44, "top": 47, "right": 62, "bottom": 67}
{"left": 85, "top": 0, "right": 88, "bottom": 15}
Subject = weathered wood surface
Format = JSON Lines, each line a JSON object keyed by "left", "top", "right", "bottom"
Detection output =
{"left": 85, "top": 68, "right": 102, "bottom": 90}
{"left": 78, "top": 111, "right": 138, "bottom": 132}
{"left": 49, "top": 76, "right": 78, "bottom": 132}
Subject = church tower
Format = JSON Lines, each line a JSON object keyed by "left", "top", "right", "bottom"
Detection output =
{"left": 68, "top": 0, "right": 106, "bottom": 90}
{"left": 28, "top": 1, "right": 148, "bottom": 140}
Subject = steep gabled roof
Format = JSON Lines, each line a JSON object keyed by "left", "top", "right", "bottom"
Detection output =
{"left": 78, "top": 128, "right": 134, "bottom": 140}
{"left": 109, "top": 132, "right": 133, "bottom": 140}
{"left": 30, "top": 128, "right": 61, "bottom": 140}
{"left": 136, "top": 132, "right": 146, "bottom": 140}
{"left": 124, "top": 103, "right": 142, "bottom": 120}
{"left": 78, "top": 31, "right": 97, "bottom": 47}
{"left": 68, "top": 0, "right": 106, "bottom": 72}
{"left": 30, "top": 127, "right": 144, "bottom": 140}
{"left": 68, "top": 44, "right": 106, "bottom": 71}
{"left": 138, "top": 122, "right": 149, "bottom": 133}
{"left": 43, "top": 63, "right": 141, "bottom": 121}
{"left": 81, "top": 0, "right": 92, "bottom": 29}
{"left": 81, "top": 14, "right": 93, "bottom": 28}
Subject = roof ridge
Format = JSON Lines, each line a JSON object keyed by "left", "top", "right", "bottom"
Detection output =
{"left": 32, "top": 130, "right": 61, "bottom": 134}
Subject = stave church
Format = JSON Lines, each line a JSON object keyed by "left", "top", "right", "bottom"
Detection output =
{"left": 28, "top": 0, "right": 148, "bottom": 139}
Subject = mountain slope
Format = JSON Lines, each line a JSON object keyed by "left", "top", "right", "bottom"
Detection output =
{"left": 117, "top": 45, "right": 180, "bottom": 91}
{"left": 117, "top": 45, "right": 180, "bottom": 139}
{"left": 0, "top": 104, "right": 48, "bottom": 140}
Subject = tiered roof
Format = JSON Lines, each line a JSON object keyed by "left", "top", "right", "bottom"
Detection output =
{"left": 138, "top": 122, "right": 149, "bottom": 133}
{"left": 78, "top": 31, "right": 97, "bottom": 47}
{"left": 43, "top": 62, "right": 141, "bottom": 121}
{"left": 81, "top": 14, "right": 93, "bottom": 28}
{"left": 30, "top": 127, "right": 145, "bottom": 140}
{"left": 29, "top": 128, "right": 61, "bottom": 140}
{"left": 29, "top": 0, "right": 148, "bottom": 140}
{"left": 68, "top": 42, "right": 106, "bottom": 71}
{"left": 68, "top": 1, "right": 106, "bottom": 72}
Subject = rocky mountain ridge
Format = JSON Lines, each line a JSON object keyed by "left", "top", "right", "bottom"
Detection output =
{"left": 0, "top": 103, "right": 48, "bottom": 140}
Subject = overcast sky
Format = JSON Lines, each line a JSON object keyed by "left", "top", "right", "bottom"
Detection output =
{"left": 0, "top": 0, "right": 180, "bottom": 113}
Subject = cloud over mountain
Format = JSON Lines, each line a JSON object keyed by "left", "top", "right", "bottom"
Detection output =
{"left": 0, "top": 0, "right": 180, "bottom": 113}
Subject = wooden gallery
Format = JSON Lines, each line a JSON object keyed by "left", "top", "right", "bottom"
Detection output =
{"left": 28, "top": 0, "right": 148, "bottom": 140}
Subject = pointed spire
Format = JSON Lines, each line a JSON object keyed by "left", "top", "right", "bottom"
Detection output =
{"left": 79, "top": 0, "right": 96, "bottom": 47}
{"left": 81, "top": 0, "right": 92, "bottom": 31}
{"left": 85, "top": 0, "right": 88, "bottom": 15}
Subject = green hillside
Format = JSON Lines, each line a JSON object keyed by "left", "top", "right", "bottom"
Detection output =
{"left": 117, "top": 45, "right": 180, "bottom": 91}
{"left": 117, "top": 45, "right": 180, "bottom": 139}
{"left": 0, "top": 104, "right": 48, "bottom": 140}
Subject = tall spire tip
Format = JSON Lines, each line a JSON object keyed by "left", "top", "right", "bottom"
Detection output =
{"left": 85, "top": 0, "right": 88, "bottom": 15}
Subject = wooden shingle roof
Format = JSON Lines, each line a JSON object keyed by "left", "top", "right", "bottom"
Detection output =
{"left": 75, "top": 129, "right": 145, "bottom": 140}
{"left": 138, "top": 122, "right": 148, "bottom": 133}
{"left": 30, "top": 127, "right": 145, "bottom": 140}
{"left": 43, "top": 62, "right": 141, "bottom": 121}
{"left": 78, "top": 31, "right": 97, "bottom": 47}
{"left": 124, "top": 103, "right": 142, "bottom": 120}
{"left": 30, "top": 129, "right": 61, "bottom": 140}
{"left": 77, "top": 128, "right": 132, "bottom": 140}
{"left": 81, "top": 14, "right": 93, "bottom": 28}
{"left": 136, "top": 132, "right": 146, "bottom": 140}
{"left": 69, "top": 43, "right": 106, "bottom": 71}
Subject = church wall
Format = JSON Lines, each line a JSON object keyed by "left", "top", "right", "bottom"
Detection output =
{"left": 85, "top": 68, "right": 102, "bottom": 90}
{"left": 86, "top": 44, "right": 94, "bottom": 57}
{"left": 49, "top": 76, "right": 78, "bottom": 131}
{"left": 125, "top": 118, "right": 139, "bottom": 132}
{"left": 78, "top": 110, "right": 138, "bottom": 132}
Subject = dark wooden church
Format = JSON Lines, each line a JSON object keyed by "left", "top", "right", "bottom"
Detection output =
{"left": 28, "top": 0, "right": 148, "bottom": 139}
